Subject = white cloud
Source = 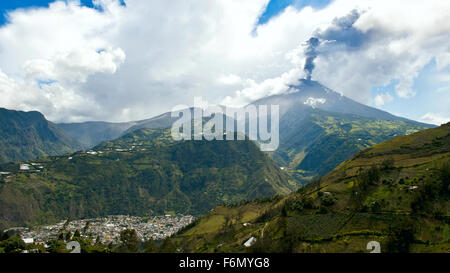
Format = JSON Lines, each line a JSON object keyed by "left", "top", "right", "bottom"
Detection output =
{"left": 217, "top": 74, "right": 242, "bottom": 86}
{"left": 374, "top": 93, "right": 393, "bottom": 107}
{"left": 0, "top": 0, "right": 125, "bottom": 121}
{"left": 0, "top": 0, "right": 448, "bottom": 122}
{"left": 313, "top": 0, "right": 450, "bottom": 101}
{"left": 221, "top": 68, "right": 303, "bottom": 107}
{"left": 222, "top": 0, "right": 450, "bottom": 108}
{"left": 22, "top": 46, "right": 125, "bottom": 83}
{"left": 419, "top": 113, "right": 450, "bottom": 126}
{"left": 0, "top": 69, "right": 101, "bottom": 122}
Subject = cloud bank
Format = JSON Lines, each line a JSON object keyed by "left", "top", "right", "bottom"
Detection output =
{"left": 419, "top": 113, "right": 450, "bottom": 126}
{"left": 0, "top": 0, "right": 449, "bottom": 123}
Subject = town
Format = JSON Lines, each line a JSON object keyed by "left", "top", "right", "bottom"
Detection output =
{"left": 6, "top": 214, "right": 195, "bottom": 246}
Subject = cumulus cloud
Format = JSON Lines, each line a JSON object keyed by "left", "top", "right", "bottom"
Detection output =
{"left": 313, "top": 0, "right": 450, "bottom": 102}
{"left": 0, "top": 69, "right": 101, "bottom": 120}
{"left": 374, "top": 93, "right": 393, "bottom": 107}
{"left": 0, "top": 0, "right": 126, "bottom": 121}
{"left": 0, "top": 0, "right": 449, "bottom": 122}
{"left": 222, "top": 0, "right": 450, "bottom": 109}
{"left": 221, "top": 68, "right": 303, "bottom": 107}
{"left": 23, "top": 46, "right": 125, "bottom": 83}
{"left": 419, "top": 113, "right": 450, "bottom": 126}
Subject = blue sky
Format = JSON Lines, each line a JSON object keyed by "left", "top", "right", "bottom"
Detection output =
{"left": 0, "top": 0, "right": 125, "bottom": 25}
{"left": 372, "top": 59, "right": 450, "bottom": 124}
{"left": 0, "top": 0, "right": 89, "bottom": 25}
{"left": 258, "top": 0, "right": 332, "bottom": 25}
{"left": 0, "top": 0, "right": 330, "bottom": 27}
{"left": 0, "top": 0, "right": 448, "bottom": 124}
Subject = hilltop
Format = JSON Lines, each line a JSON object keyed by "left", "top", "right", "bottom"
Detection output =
{"left": 58, "top": 111, "right": 181, "bottom": 148}
{"left": 0, "top": 108, "right": 82, "bottom": 164}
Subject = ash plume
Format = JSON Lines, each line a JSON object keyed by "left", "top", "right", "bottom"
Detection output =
{"left": 302, "top": 10, "right": 365, "bottom": 81}
{"left": 303, "top": 37, "right": 320, "bottom": 81}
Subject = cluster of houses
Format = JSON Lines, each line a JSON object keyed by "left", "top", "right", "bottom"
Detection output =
{"left": 0, "top": 162, "right": 44, "bottom": 183}
{"left": 19, "top": 162, "right": 44, "bottom": 172}
{"left": 1, "top": 141, "right": 150, "bottom": 179}
{"left": 9, "top": 214, "right": 195, "bottom": 246}
{"left": 77, "top": 142, "right": 147, "bottom": 158}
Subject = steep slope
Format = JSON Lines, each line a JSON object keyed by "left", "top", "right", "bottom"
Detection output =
{"left": 173, "top": 123, "right": 450, "bottom": 253}
{"left": 0, "top": 108, "right": 82, "bottom": 164}
{"left": 124, "top": 111, "right": 179, "bottom": 133}
{"left": 0, "top": 128, "right": 294, "bottom": 229}
{"left": 274, "top": 108, "right": 429, "bottom": 183}
{"left": 58, "top": 121, "right": 137, "bottom": 148}
{"left": 58, "top": 109, "right": 195, "bottom": 148}
{"left": 249, "top": 80, "right": 433, "bottom": 183}
{"left": 252, "top": 79, "right": 431, "bottom": 126}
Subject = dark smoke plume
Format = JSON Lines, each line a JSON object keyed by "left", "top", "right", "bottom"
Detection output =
{"left": 302, "top": 9, "right": 366, "bottom": 81}
{"left": 303, "top": 37, "right": 320, "bottom": 81}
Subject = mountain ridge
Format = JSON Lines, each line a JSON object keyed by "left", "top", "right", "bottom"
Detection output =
{"left": 0, "top": 108, "right": 82, "bottom": 164}
{"left": 56, "top": 80, "right": 433, "bottom": 150}
{"left": 250, "top": 79, "right": 433, "bottom": 127}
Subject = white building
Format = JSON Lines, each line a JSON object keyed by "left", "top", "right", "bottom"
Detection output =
{"left": 23, "top": 238, "right": 34, "bottom": 244}
{"left": 244, "top": 237, "right": 257, "bottom": 247}
{"left": 20, "top": 164, "right": 30, "bottom": 170}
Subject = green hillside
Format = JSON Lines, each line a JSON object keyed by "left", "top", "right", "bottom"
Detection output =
{"left": 172, "top": 123, "right": 450, "bottom": 253}
{"left": 0, "top": 128, "right": 294, "bottom": 230}
{"left": 273, "top": 108, "right": 430, "bottom": 184}
{"left": 0, "top": 108, "right": 82, "bottom": 164}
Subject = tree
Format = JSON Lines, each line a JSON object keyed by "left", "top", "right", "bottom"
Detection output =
{"left": 83, "top": 221, "right": 90, "bottom": 234}
{"left": 46, "top": 239, "right": 67, "bottom": 253}
{"left": 63, "top": 219, "right": 70, "bottom": 230}
{"left": 73, "top": 230, "right": 81, "bottom": 238}
{"left": 159, "top": 238, "right": 176, "bottom": 253}
{"left": 143, "top": 239, "right": 157, "bottom": 253}
{"left": 0, "top": 231, "right": 10, "bottom": 241}
{"left": 381, "top": 157, "right": 395, "bottom": 170}
{"left": 95, "top": 235, "right": 102, "bottom": 245}
{"left": 320, "top": 194, "right": 336, "bottom": 207}
{"left": 0, "top": 235, "right": 26, "bottom": 253}
{"left": 118, "top": 229, "right": 140, "bottom": 253}
{"left": 440, "top": 162, "right": 450, "bottom": 193}
{"left": 386, "top": 220, "right": 416, "bottom": 253}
